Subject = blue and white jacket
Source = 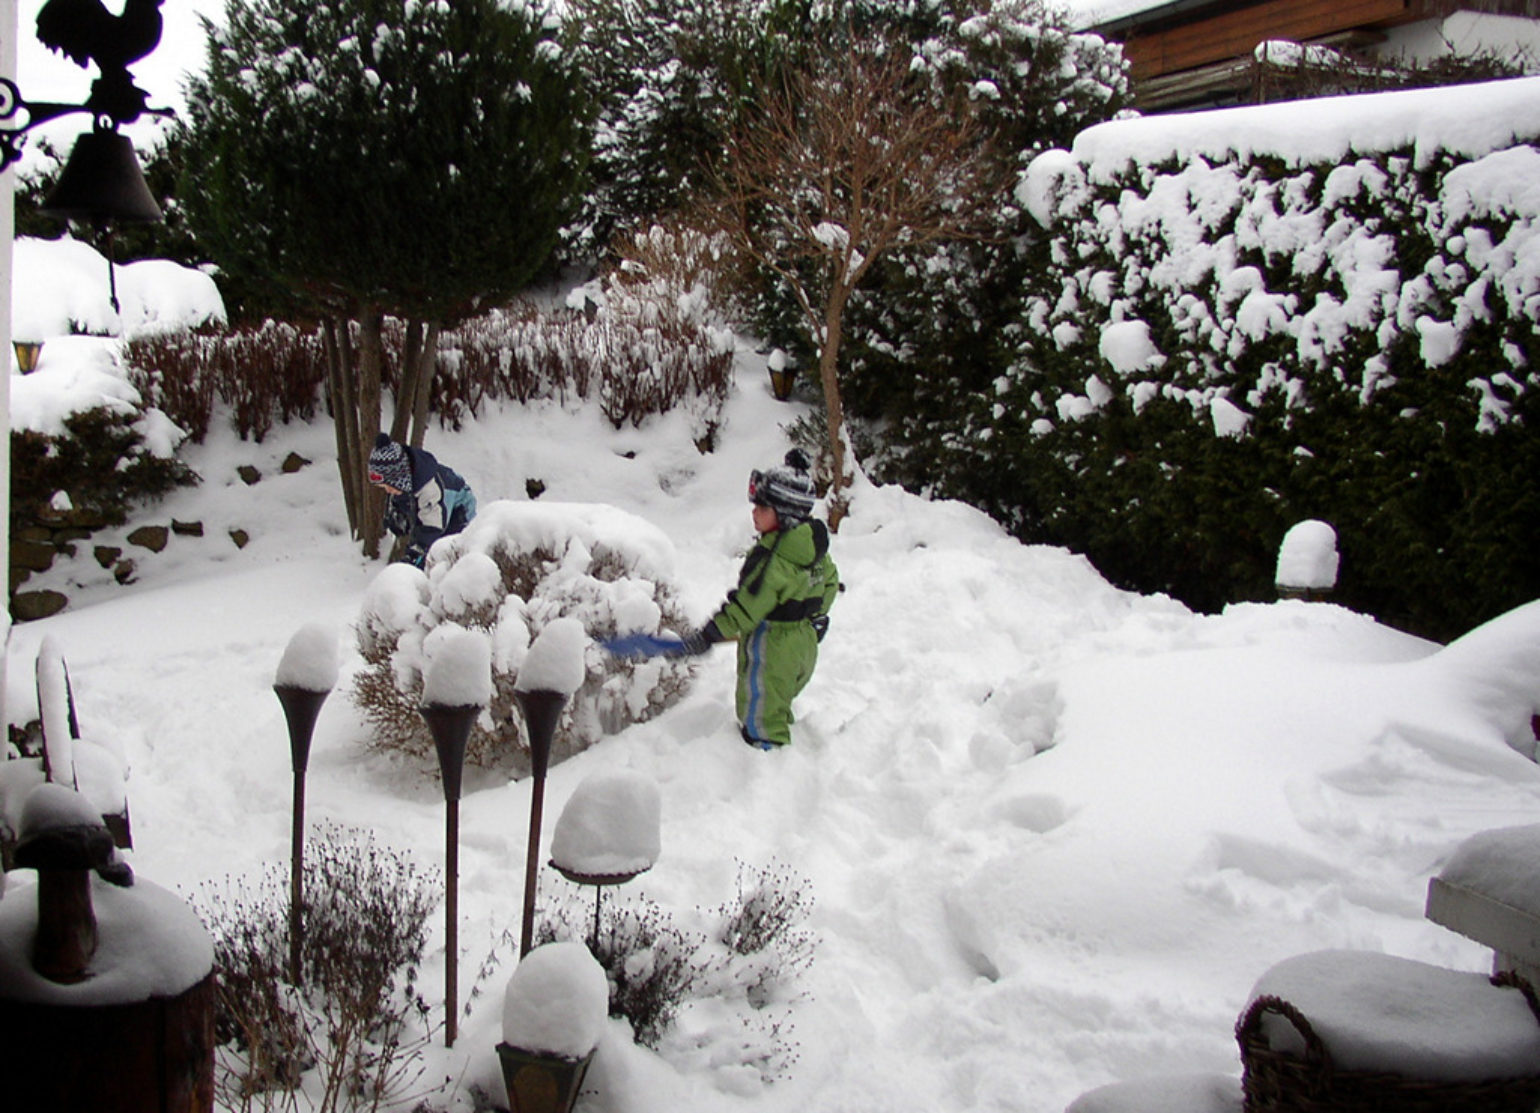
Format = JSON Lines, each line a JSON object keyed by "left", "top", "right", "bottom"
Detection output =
{"left": 383, "top": 445, "right": 476, "bottom": 558}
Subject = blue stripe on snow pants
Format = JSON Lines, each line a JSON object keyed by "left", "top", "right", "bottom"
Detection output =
{"left": 735, "top": 620, "right": 819, "bottom": 747}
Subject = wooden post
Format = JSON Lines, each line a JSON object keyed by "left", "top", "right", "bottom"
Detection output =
{"left": 33, "top": 869, "right": 96, "bottom": 983}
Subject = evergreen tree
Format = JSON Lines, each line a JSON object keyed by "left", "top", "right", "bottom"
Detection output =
{"left": 180, "top": 0, "right": 591, "bottom": 554}
{"left": 835, "top": 1, "right": 1129, "bottom": 484}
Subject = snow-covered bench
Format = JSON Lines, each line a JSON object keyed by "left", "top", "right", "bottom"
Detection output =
{"left": 1426, "top": 824, "right": 1540, "bottom": 987}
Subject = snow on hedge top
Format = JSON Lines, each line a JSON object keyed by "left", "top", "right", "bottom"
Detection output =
{"left": 1248, "top": 949, "right": 1540, "bottom": 1080}
{"left": 551, "top": 768, "right": 661, "bottom": 877}
{"left": 501, "top": 941, "right": 609, "bottom": 1058}
{"left": 1436, "top": 824, "right": 1540, "bottom": 916}
{"left": 423, "top": 629, "right": 493, "bottom": 708}
{"left": 436, "top": 500, "right": 677, "bottom": 585}
{"left": 12, "top": 236, "right": 225, "bottom": 341}
{"left": 275, "top": 622, "right": 339, "bottom": 692}
{"left": 1028, "top": 76, "right": 1540, "bottom": 186}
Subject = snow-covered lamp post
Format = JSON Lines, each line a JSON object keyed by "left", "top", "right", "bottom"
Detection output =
{"left": 419, "top": 629, "right": 492, "bottom": 1048}
{"left": 273, "top": 623, "right": 338, "bottom": 985}
{"left": 498, "top": 941, "right": 608, "bottom": 1113}
{"left": 514, "top": 618, "right": 587, "bottom": 958}
{"left": 550, "top": 769, "right": 661, "bottom": 950}
{"left": 1275, "top": 519, "right": 1339, "bottom": 601}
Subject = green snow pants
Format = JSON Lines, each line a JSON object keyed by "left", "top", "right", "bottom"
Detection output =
{"left": 735, "top": 620, "right": 819, "bottom": 747}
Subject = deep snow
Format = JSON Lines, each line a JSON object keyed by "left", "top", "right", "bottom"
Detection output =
{"left": 4, "top": 234, "right": 1540, "bottom": 1113}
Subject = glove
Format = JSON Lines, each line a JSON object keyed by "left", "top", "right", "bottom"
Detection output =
{"left": 403, "top": 544, "right": 427, "bottom": 568}
{"left": 383, "top": 503, "right": 409, "bottom": 536}
{"left": 811, "top": 614, "right": 830, "bottom": 643}
{"left": 680, "top": 626, "right": 717, "bottom": 656}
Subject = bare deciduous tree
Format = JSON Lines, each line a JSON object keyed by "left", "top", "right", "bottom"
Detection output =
{"left": 712, "top": 35, "right": 1006, "bottom": 529}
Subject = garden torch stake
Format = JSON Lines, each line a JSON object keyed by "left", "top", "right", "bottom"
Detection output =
{"left": 419, "top": 702, "right": 479, "bottom": 1047}
{"left": 274, "top": 684, "right": 330, "bottom": 985}
{"left": 514, "top": 689, "right": 566, "bottom": 958}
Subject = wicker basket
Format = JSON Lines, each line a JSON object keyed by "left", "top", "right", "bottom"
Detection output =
{"left": 1236, "top": 971, "right": 1540, "bottom": 1113}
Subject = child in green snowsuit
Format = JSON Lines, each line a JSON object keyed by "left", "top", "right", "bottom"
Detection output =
{"left": 680, "top": 450, "right": 840, "bottom": 749}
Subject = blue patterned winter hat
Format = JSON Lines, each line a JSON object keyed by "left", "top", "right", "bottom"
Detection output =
{"left": 368, "top": 434, "right": 411, "bottom": 491}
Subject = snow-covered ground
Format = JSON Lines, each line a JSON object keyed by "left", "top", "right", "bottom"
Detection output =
{"left": 4, "top": 238, "right": 1540, "bottom": 1113}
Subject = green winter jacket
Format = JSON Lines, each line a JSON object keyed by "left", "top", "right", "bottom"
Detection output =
{"left": 707, "top": 518, "right": 839, "bottom": 746}
{"left": 707, "top": 519, "right": 838, "bottom": 641}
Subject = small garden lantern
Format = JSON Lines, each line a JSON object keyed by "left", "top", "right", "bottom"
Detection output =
{"left": 767, "top": 349, "right": 795, "bottom": 401}
{"left": 13, "top": 339, "right": 42, "bottom": 374}
{"left": 1275, "top": 519, "right": 1338, "bottom": 601}
{"left": 497, "top": 942, "right": 608, "bottom": 1113}
{"left": 273, "top": 624, "right": 337, "bottom": 986}
{"left": 420, "top": 631, "right": 493, "bottom": 1048}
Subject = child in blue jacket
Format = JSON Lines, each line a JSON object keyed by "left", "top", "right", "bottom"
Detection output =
{"left": 367, "top": 433, "right": 477, "bottom": 566}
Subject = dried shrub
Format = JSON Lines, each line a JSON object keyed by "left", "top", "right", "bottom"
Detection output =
{"left": 124, "top": 297, "right": 732, "bottom": 448}
{"left": 124, "top": 320, "right": 328, "bottom": 443}
{"left": 534, "top": 860, "right": 816, "bottom": 1082}
{"left": 434, "top": 301, "right": 732, "bottom": 437}
{"left": 189, "top": 823, "right": 439, "bottom": 1113}
{"left": 537, "top": 891, "right": 707, "bottom": 1048}
{"left": 351, "top": 505, "right": 695, "bottom": 774}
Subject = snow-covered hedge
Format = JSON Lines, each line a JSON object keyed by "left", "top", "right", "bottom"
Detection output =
{"left": 913, "top": 77, "right": 1540, "bottom": 639}
{"left": 352, "top": 502, "right": 695, "bottom": 774}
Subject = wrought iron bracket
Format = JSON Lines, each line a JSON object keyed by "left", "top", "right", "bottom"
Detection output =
{"left": 0, "top": 75, "right": 173, "bottom": 173}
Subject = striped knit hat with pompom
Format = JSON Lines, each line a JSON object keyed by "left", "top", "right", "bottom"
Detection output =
{"left": 749, "top": 449, "right": 817, "bottom": 525}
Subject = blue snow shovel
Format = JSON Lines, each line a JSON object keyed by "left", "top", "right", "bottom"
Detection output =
{"left": 600, "top": 632, "right": 690, "bottom": 658}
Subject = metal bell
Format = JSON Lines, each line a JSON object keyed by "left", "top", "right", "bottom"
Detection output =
{"left": 42, "top": 129, "right": 162, "bottom": 224}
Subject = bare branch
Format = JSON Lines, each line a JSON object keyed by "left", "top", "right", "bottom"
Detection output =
{"left": 710, "top": 33, "right": 1006, "bottom": 523}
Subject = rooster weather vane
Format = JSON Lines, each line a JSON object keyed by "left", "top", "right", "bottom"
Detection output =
{"left": 0, "top": 0, "right": 172, "bottom": 169}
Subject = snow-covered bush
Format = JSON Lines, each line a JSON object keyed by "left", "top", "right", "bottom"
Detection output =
{"left": 436, "top": 301, "right": 734, "bottom": 438}
{"left": 11, "top": 407, "right": 194, "bottom": 541}
{"left": 535, "top": 860, "right": 815, "bottom": 1081}
{"left": 909, "top": 78, "right": 1540, "bottom": 640}
{"left": 352, "top": 501, "right": 695, "bottom": 775}
{"left": 191, "top": 823, "right": 438, "bottom": 1113}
